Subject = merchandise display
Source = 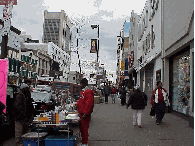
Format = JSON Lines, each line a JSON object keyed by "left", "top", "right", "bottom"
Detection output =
{"left": 172, "top": 50, "right": 191, "bottom": 115}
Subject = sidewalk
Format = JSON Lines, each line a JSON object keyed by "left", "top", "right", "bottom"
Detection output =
{"left": 87, "top": 96, "right": 194, "bottom": 146}
{"left": 3, "top": 96, "right": 194, "bottom": 146}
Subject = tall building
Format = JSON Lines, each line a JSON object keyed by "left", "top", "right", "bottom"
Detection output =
{"left": 43, "top": 10, "right": 73, "bottom": 53}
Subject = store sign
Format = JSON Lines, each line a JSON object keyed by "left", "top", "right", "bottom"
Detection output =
{"left": 0, "top": 0, "right": 17, "bottom": 5}
{"left": 120, "top": 71, "right": 125, "bottom": 78}
{"left": 120, "top": 61, "right": 125, "bottom": 70}
{"left": 129, "top": 51, "right": 134, "bottom": 68}
{"left": 0, "top": 59, "right": 8, "bottom": 114}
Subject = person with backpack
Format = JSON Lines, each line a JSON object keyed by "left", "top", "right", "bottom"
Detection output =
{"left": 126, "top": 86, "right": 148, "bottom": 128}
{"left": 151, "top": 81, "right": 170, "bottom": 125}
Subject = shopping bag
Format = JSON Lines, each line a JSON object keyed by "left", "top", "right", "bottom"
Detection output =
{"left": 149, "top": 107, "right": 155, "bottom": 116}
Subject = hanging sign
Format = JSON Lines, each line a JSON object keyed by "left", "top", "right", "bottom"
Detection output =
{"left": 90, "top": 39, "right": 97, "bottom": 53}
{"left": 0, "top": 59, "right": 8, "bottom": 114}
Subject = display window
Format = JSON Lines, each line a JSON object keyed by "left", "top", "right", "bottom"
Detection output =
{"left": 172, "top": 49, "right": 190, "bottom": 115}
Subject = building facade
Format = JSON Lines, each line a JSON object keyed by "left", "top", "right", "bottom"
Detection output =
{"left": 126, "top": 0, "right": 194, "bottom": 127}
{"left": 162, "top": 0, "right": 194, "bottom": 125}
{"left": 43, "top": 10, "right": 73, "bottom": 54}
{"left": 48, "top": 42, "right": 70, "bottom": 82}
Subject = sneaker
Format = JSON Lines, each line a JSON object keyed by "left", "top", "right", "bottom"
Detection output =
{"left": 138, "top": 125, "right": 142, "bottom": 128}
{"left": 81, "top": 144, "right": 88, "bottom": 146}
{"left": 156, "top": 122, "right": 160, "bottom": 125}
{"left": 133, "top": 124, "right": 136, "bottom": 126}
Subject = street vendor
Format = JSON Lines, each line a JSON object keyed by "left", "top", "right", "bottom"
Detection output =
{"left": 75, "top": 78, "right": 94, "bottom": 146}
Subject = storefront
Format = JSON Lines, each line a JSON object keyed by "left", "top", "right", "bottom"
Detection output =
{"left": 170, "top": 47, "right": 191, "bottom": 115}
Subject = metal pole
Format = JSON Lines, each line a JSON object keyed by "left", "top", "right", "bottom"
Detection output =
{"left": 77, "top": 28, "right": 81, "bottom": 74}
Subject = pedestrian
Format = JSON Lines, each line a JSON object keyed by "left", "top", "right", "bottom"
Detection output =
{"left": 120, "top": 86, "right": 127, "bottom": 106}
{"left": 111, "top": 86, "right": 118, "bottom": 103}
{"left": 24, "top": 79, "right": 34, "bottom": 121}
{"left": 126, "top": 86, "right": 148, "bottom": 128}
{"left": 0, "top": 101, "right": 6, "bottom": 146}
{"left": 151, "top": 81, "right": 170, "bottom": 125}
{"left": 104, "top": 83, "right": 111, "bottom": 104}
{"left": 75, "top": 78, "right": 94, "bottom": 146}
{"left": 13, "top": 81, "right": 33, "bottom": 146}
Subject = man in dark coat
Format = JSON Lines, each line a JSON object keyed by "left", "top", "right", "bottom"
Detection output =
{"left": 120, "top": 86, "right": 127, "bottom": 106}
{"left": 104, "top": 83, "right": 111, "bottom": 104}
{"left": 126, "top": 87, "right": 148, "bottom": 128}
{"left": 13, "top": 82, "right": 33, "bottom": 146}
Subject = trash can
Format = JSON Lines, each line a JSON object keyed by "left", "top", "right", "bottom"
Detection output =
{"left": 44, "top": 135, "right": 77, "bottom": 146}
{"left": 22, "top": 132, "right": 48, "bottom": 146}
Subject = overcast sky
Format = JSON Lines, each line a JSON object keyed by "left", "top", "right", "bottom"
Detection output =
{"left": 0, "top": 0, "right": 147, "bottom": 83}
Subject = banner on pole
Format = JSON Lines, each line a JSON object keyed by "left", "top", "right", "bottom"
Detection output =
{"left": 0, "top": 59, "right": 8, "bottom": 114}
{"left": 90, "top": 39, "right": 97, "bottom": 53}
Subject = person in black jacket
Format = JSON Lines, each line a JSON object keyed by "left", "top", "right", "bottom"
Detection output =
{"left": 120, "top": 86, "right": 127, "bottom": 106}
{"left": 13, "top": 82, "right": 33, "bottom": 146}
{"left": 126, "top": 87, "right": 148, "bottom": 128}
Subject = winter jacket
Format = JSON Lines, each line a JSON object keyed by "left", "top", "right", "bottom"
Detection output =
{"left": 119, "top": 87, "right": 127, "bottom": 99}
{"left": 151, "top": 87, "right": 169, "bottom": 107}
{"left": 13, "top": 89, "right": 27, "bottom": 121}
{"left": 104, "top": 86, "right": 111, "bottom": 95}
{"left": 76, "top": 86, "right": 94, "bottom": 115}
{"left": 127, "top": 89, "right": 148, "bottom": 109}
{"left": 111, "top": 88, "right": 118, "bottom": 94}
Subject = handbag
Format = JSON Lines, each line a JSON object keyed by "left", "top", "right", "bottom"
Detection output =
{"left": 149, "top": 107, "right": 155, "bottom": 116}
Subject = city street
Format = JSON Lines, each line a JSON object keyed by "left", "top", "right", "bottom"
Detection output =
{"left": 4, "top": 96, "right": 193, "bottom": 146}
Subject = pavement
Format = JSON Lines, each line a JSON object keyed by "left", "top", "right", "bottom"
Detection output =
{"left": 3, "top": 96, "right": 194, "bottom": 146}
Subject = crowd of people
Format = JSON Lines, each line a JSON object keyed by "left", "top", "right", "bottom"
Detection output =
{"left": 0, "top": 77, "right": 170, "bottom": 146}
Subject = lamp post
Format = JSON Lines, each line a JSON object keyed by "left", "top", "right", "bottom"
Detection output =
{"left": 91, "top": 25, "right": 100, "bottom": 87}
{"left": 91, "top": 25, "right": 99, "bottom": 63}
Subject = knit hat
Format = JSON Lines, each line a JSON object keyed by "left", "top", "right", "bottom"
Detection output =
{"left": 80, "top": 78, "right": 88, "bottom": 86}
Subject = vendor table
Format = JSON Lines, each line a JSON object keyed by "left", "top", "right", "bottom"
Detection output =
{"left": 33, "top": 119, "right": 79, "bottom": 146}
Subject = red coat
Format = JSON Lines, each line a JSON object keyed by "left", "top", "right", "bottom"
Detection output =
{"left": 111, "top": 88, "right": 117, "bottom": 94}
{"left": 76, "top": 87, "right": 94, "bottom": 115}
{"left": 151, "top": 87, "right": 169, "bottom": 107}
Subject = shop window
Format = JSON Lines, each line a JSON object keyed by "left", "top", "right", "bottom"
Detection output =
{"left": 171, "top": 50, "right": 190, "bottom": 115}
{"left": 156, "top": 69, "right": 161, "bottom": 82}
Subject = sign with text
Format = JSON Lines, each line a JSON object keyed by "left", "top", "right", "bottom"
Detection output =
{"left": 120, "top": 61, "right": 125, "bottom": 70}
{"left": 0, "top": 0, "right": 17, "bottom": 5}
{"left": 0, "top": 59, "right": 8, "bottom": 114}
